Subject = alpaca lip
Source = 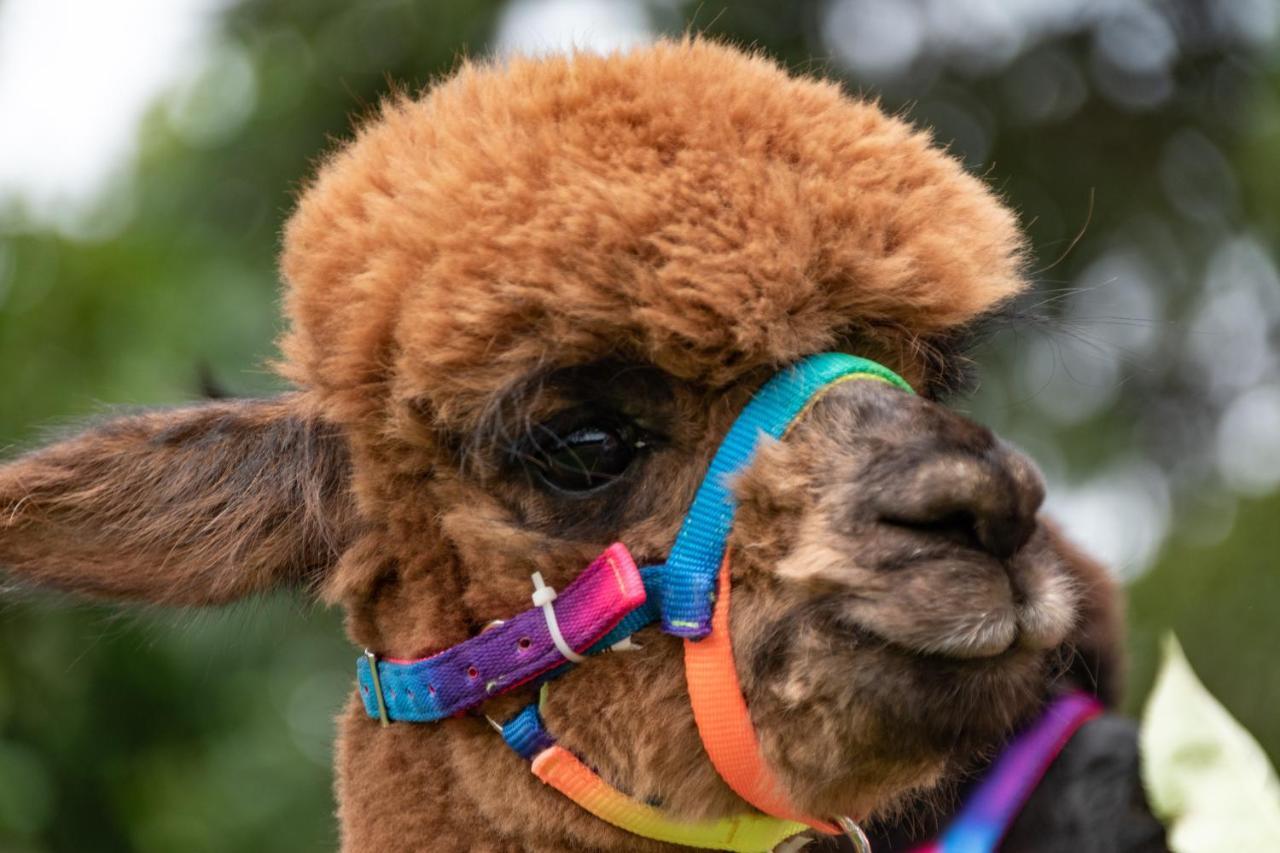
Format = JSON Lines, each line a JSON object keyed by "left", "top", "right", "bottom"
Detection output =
{"left": 841, "top": 584, "right": 1077, "bottom": 663}
{"left": 841, "top": 584, "right": 1072, "bottom": 662}
{"left": 818, "top": 562, "right": 1027, "bottom": 661}
{"left": 834, "top": 606, "right": 1022, "bottom": 662}
{"left": 866, "top": 624, "right": 1019, "bottom": 661}
{"left": 805, "top": 529, "right": 1075, "bottom": 662}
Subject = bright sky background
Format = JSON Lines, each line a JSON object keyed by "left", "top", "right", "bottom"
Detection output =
{"left": 0, "top": 0, "right": 235, "bottom": 227}
{"left": 0, "top": 0, "right": 655, "bottom": 232}
{"left": 494, "top": 0, "right": 653, "bottom": 56}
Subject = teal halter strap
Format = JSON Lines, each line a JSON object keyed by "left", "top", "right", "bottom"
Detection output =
{"left": 658, "top": 352, "right": 913, "bottom": 638}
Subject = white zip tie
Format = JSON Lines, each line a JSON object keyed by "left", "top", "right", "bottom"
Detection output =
{"left": 531, "top": 572, "right": 586, "bottom": 663}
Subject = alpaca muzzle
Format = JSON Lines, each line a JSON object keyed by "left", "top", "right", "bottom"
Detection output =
{"left": 356, "top": 352, "right": 912, "bottom": 852}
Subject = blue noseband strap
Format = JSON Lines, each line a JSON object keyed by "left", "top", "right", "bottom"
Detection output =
{"left": 658, "top": 352, "right": 912, "bottom": 639}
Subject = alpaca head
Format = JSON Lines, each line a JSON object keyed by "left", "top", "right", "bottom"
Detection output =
{"left": 0, "top": 39, "right": 1120, "bottom": 848}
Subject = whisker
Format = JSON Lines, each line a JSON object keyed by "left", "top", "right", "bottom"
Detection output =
{"left": 1030, "top": 188, "right": 1095, "bottom": 276}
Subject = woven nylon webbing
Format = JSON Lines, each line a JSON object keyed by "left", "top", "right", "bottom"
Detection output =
{"left": 685, "top": 555, "right": 841, "bottom": 834}
{"left": 909, "top": 691, "right": 1103, "bottom": 853}
{"left": 532, "top": 565, "right": 667, "bottom": 687}
{"left": 502, "top": 703, "right": 809, "bottom": 852}
{"left": 357, "top": 544, "right": 645, "bottom": 722}
{"left": 532, "top": 747, "right": 808, "bottom": 852}
{"left": 660, "top": 353, "right": 912, "bottom": 638}
{"left": 502, "top": 703, "right": 556, "bottom": 761}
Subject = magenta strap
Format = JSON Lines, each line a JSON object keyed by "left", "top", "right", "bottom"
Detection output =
{"left": 911, "top": 690, "right": 1103, "bottom": 853}
{"left": 357, "top": 544, "right": 646, "bottom": 722}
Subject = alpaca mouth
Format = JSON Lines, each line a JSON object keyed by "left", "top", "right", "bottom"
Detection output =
{"left": 789, "top": 543, "right": 1079, "bottom": 665}
{"left": 829, "top": 576, "right": 1074, "bottom": 666}
{"left": 775, "top": 523, "right": 1076, "bottom": 667}
{"left": 901, "top": 608, "right": 1021, "bottom": 659}
{"left": 836, "top": 611, "right": 1024, "bottom": 663}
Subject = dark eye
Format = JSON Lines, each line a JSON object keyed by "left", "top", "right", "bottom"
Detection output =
{"left": 523, "top": 412, "right": 649, "bottom": 494}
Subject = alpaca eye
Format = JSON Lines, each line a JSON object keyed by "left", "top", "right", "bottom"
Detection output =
{"left": 524, "top": 414, "right": 648, "bottom": 494}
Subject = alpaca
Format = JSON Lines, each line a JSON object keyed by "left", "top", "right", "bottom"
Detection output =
{"left": 0, "top": 40, "right": 1162, "bottom": 852}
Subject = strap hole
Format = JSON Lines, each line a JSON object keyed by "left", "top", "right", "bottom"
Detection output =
{"left": 466, "top": 666, "right": 479, "bottom": 679}
{"left": 518, "top": 637, "right": 532, "bottom": 650}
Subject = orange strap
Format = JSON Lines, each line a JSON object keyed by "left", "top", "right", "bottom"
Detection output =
{"left": 684, "top": 555, "right": 841, "bottom": 835}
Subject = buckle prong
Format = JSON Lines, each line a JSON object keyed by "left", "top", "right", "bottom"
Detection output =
{"left": 364, "top": 649, "right": 390, "bottom": 726}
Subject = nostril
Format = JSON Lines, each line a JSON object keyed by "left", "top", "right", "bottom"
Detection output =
{"left": 974, "top": 511, "right": 1037, "bottom": 561}
{"left": 876, "top": 453, "right": 1039, "bottom": 560}
{"left": 884, "top": 507, "right": 1033, "bottom": 561}
{"left": 883, "top": 509, "right": 984, "bottom": 552}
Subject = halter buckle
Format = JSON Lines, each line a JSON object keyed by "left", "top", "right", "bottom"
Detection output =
{"left": 363, "top": 649, "right": 390, "bottom": 726}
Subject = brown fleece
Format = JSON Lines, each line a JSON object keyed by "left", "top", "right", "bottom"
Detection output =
{"left": 0, "top": 397, "right": 356, "bottom": 604}
{"left": 0, "top": 39, "right": 1125, "bottom": 852}
{"left": 278, "top": 39, "right": 1026, "bottom": 435}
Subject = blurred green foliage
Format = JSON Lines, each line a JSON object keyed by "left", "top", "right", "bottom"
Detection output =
{"left": 1, "top": 1, "right": 1277, "bottom": 850}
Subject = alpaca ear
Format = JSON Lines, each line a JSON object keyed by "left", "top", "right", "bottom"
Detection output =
{"left": 1045, "top": 520, "right": 1126, "bottom": 706}
{"left": 0, "top": 395, "right": 356, "bottom": 605}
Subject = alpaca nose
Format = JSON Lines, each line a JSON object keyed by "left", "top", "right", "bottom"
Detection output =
{"left": 871, "top": 434, "right": 1045, "bottom": 561}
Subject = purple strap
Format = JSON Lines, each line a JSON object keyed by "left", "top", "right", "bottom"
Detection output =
{"left": 911, "top": 691, "right": 1103, "bottom": 853}
{"left": 357, "top": 544, "right": 646, "bottom": 722}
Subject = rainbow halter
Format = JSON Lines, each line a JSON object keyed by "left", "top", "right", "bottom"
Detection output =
{"left": 356, "top": 353, "right": 912, "bottom": 851}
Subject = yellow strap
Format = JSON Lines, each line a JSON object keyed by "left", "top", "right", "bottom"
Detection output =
{"left": 531, "top": 745, "right": 808, "bottom": 852}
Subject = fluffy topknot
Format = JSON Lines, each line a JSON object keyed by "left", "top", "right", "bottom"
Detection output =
{"left": 279, "top": 38, "right": 1026, "bottom": 431}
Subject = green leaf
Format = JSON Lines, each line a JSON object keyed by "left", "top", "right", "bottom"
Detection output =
{"left": 1141, "top": 633, "right": 1280, "bottom": 851}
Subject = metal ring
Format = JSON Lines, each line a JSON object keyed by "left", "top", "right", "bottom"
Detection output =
{"left": 835, "top": 816, "right": 871, "bottom": 853}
